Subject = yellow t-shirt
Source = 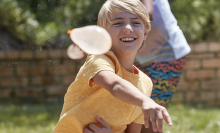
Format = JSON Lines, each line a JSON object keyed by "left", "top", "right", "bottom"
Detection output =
{"left": 53, "top": 51, "right": 153, "bottom": 133}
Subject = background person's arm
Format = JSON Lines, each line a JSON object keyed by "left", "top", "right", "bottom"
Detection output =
{"left": 140, "top": 0, "right": 154, "bottom": 21}
{"left": 93, "top": 70, "right": 172, "bottom": 132}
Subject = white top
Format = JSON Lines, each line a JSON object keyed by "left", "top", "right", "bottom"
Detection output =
{"left": 136, "top": 0, "right": 191, "bottom": 64}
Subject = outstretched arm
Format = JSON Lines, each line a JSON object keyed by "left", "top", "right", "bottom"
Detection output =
{"left": 140, "top": 0, "right": 154, "bottom": 21}
{"left": 93, "top": 70, "right": 172, "bottom": 132}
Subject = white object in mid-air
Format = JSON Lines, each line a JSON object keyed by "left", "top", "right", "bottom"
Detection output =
{"left": 67, "top": 25, "right": 112, "bottom": 59}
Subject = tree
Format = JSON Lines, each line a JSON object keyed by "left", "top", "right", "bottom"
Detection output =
{"left": 0, "top": 0, "right": 105, "bottom": 50}
{"left": 0, "top": 0, "right": 219, "bottom": 50}
{"left": 170, "top": 0, "right": 220, "bottom": 42}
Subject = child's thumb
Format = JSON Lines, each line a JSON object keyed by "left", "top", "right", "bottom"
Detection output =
{"left": 96, "top": 115, "right": 110, "bottom": 128}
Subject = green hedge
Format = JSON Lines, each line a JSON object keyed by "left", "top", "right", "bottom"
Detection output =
{"left": 0, "top": 0, "right": 219, "bottom": 48}
{"left": 0, "top": 0, "right": 57, "bottom": 46}
{"left": 0, "top": 0, "right": 105, "bottom": 48}
{"left": 170, "top": 0, "right": 220, "bottom": 42}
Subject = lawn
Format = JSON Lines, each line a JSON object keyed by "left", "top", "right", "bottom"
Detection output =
{"left": 163, "top": 103, "right": 220, "bottom": 133}
{"left": 0, "top": 103, "right": 62, "bottom": 133}
{"left": 0, "top": 103, "right": 219, "bottom": 133}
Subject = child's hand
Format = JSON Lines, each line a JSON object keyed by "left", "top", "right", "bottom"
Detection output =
{"left": 84, "top": 115, "right": 113, "bottom": 133}
{"left": 142, "top": 98, "right": 172, "bottom": 132}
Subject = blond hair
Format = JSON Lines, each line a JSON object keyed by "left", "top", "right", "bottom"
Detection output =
{"left": 97, "top": 0, "right": 151, "bottom": 32}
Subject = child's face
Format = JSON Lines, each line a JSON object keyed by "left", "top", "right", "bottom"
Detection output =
{"left": 105, "top": 11, "right": 147, "bottom": 57}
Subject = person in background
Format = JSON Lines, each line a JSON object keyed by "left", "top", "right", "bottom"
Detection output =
{"left": 138, "top": 0, "right": 191, "bottom": 132}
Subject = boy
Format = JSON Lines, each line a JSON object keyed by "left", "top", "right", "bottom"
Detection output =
{"left": 53, "top": 0, "right": 172, "bottom": 133}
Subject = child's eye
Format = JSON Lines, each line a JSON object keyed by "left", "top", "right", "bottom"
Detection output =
{"left": 113, "top": 22, "right": 123, "bottom": 26}
{"left": 133, "top": 22, "right": 141, "bottom": 25}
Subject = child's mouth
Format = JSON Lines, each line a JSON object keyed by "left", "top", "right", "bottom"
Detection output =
{"left": 120, "top": 37, "right": 137, "bottom": 42}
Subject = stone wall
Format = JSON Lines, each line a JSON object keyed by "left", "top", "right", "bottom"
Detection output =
{"left": 0, "top": 49, "right": 84, "bottom": 103}
{"left": 173, "top": 42, "right": 220, "bottom": 105}
{"left": 0, "top": 42, "right": 220, "bottom": 105}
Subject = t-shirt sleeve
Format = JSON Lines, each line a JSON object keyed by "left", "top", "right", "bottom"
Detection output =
{"left": 146, "top": 76, "right": 153, "bottom": 97}
{"left": 133, "top": 112, "right": 144, "bottom": 124}
{"left": 83, "top": 54, "right": 115, "bottom": 87}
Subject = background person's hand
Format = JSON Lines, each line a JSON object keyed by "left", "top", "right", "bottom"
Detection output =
{"left": 142, "top": 98, "right": 172, "bottom": 132}
{"left": 147, "top": 9, "right": 154, "bottom": 21}
{"left": 140, "top": 0, "right": 154, "bottom": 21}
{"left": 84, "top": 115, "right": 113, "bottom": 133}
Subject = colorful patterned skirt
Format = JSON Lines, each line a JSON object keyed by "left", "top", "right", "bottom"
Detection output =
{"left": 134, "top": 57, "right": 186, "bottom": 107}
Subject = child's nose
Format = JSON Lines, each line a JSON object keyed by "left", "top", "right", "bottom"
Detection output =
{"left": 123, "top": 24, "right": 133, "bottom": 34}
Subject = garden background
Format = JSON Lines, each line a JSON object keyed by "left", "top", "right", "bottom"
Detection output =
{"left": 0, "top": 0, "right": 220, "bottom": 132}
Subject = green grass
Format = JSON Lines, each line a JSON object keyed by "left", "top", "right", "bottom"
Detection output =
{"left": 0, "top": 103, "right": 62, "bottom": 133}
{"left": 0, "top": 103, "right": 219, "bottom": 133}
{"left": 163, "top": 103, "right": 220, "bottom": 133}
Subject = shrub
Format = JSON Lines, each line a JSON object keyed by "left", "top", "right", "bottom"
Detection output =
{"left": 0, "top": 0, "right": 219, "bottom": 49}
{"left": 170, "top": 0, "right": 220, "bottom": 42}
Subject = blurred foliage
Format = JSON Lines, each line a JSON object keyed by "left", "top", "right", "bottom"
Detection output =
{"left": 170, "top": 0, "right": 220, "bottom": 42}
{"left": 0, "top": 0, "right": 219, "bottom": 49}
{"left": 0, "top": 0, "right": 105, "bottom": 49}
{"left": 0, "top": 0, "right": 58, "bottom": 46}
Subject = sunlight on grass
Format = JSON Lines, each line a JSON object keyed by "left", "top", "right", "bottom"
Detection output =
{"left": 0, "top": 103, "right": 62, "bottom": 133}
{"left": 163, "top": 103, "right": 220, "bottom": 133}
{"left": 0, "top": 103, "right": 219, "bottom": 133}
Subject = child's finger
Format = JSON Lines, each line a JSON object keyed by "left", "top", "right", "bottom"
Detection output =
{"left": 143, "top": 112, "right": 150, "bottom": 128}
{"left": 89, "top": 123, "right": 101, "bottom": 132}
{"left": 96, "top": 115, "right": 110, "bottom": 128}
{"left": 84, "top": 128, "right": 94, "bottom": 133}
{"left": 162, "top": 109, "right": 173, "bottom": 126}
{"left": 156, "top": 110, "right": 163, "bottom": 132}
{"left": 150, "top": 111, "right": 158, "bottom": 132}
